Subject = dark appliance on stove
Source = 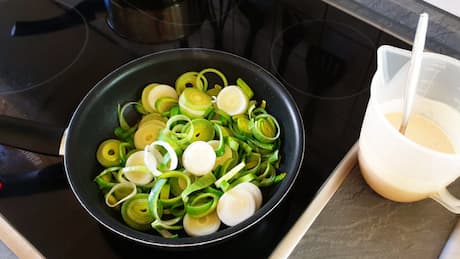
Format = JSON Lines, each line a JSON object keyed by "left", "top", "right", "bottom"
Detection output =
{"left": 0, "top": 0, "right": 379, "bottom": 258}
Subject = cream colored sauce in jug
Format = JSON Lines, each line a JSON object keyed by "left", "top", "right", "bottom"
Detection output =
{"left": 385, "top": 112, "right": 455, "bottom": 154}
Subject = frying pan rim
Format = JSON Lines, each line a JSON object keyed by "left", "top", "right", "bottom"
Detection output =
{"left": 64, "top": 47, "right": 305, "bottom": 248}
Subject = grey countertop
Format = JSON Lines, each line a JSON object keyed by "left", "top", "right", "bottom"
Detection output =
{"left": 288, "top": 164, "right": 460, "bottom": 258}
{"left": 324, "top": 0, "right": 460, "bottom": 58}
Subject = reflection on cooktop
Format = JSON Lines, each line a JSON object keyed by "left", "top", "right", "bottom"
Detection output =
{"left": 271, "top": 19, "right": 376, "bottom": 100}
{"left": 0, "top": 0, "right": 88, "bottom": 94}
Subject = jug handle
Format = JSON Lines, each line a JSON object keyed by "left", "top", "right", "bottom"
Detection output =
{"left": 430, "top": 188, "right": 460, "bottom": 213}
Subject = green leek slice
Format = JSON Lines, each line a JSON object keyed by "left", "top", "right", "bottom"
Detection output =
{"left": 236, "top": 116, "right": 252, "bottom": 135}
{"left": 215, "top": 161, "right": 245, "bottom": 189}
{"left": 121, "top": 193, "right": 154, "bottom": 231}
{"left": 181, "top": 173, "right": 216, "bottom": 203}
{"left": 236, "top": 78, "right": 254, "bottom": 99}
{"left": 206, "top": 84, "right": 222, "bottom": 97}
{"left": 250, "top": 114, "right": 280, "bottom": 143}
{"left": 175, "top": 71, "right": 201, "bottom": 95}
{"left": 97, "top": 139, "right": 122, "bottom": 167}
{"left": 117, "top": 102, "right": 139, "bottom": 131}
{"left": 196, "top": 68, "right": 228, "bottom": 91}
{"left": 155, "top": 96, "right": 178, "bottom": 114}
{"left": 158, "top": 171, "right": 191, "bottom": 206}
{"left": 188, "top": 119, "right": 215, "bottom": 142}
{"left": 185, "top": 192, "right": 219, "bottom": 218}
{"left": 94, "top": 167, "right": 121, "bottom": 191}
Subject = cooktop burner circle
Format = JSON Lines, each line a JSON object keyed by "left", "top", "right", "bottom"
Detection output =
{"left": 270, "top": 20, "right": 376, "bottom": 100}
{"left": 0, "top": 0, "right": 88, "bottom": 95}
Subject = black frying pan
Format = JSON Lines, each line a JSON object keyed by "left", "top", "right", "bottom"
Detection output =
{"left": 0, "top": 48, "right": 304, "bottom": 248}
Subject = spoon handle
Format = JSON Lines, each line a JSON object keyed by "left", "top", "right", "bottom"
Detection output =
{"left": 399, "top": 13, "right": 429, "bottom": 134}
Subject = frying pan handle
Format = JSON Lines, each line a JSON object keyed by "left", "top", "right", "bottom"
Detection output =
{"left": 0, "top": 115, "right": 65, "bottom": 156}
{"left": 0, "top": 163, "right": 67, "bottom": 197}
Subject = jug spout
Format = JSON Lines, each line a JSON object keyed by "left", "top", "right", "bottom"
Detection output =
{"left": 377, "top": 45, "right": 412, "bottom": 85}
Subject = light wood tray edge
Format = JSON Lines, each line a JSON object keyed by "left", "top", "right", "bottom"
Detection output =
{"left": 0, "top": 213, "right": 45, "bottom": 259}
{"left": 269, "top": 142, "right": 359, "bottom": 259}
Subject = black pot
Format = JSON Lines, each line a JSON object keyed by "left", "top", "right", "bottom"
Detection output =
{"left": 105, "top": 0, "right": 208, "bottom": 43}
{"left": 0, "top": 48, "right": 305, "bottom": 248}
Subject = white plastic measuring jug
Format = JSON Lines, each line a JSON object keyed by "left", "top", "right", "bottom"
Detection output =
{"left": 358, "top": 45, "right": 460, "bottom": 213}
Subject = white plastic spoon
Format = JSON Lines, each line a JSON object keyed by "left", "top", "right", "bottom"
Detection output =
{"left": 399, "top": 13, "right": 429, "bottom": 134}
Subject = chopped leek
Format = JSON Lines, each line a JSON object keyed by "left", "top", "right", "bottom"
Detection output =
{"left": 94, "top": 69, "right": 286, "bottom": 238}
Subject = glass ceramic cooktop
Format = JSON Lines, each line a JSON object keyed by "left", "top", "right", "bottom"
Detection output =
{"left": 0, "top": 0, "right": 376, "bottom": 258}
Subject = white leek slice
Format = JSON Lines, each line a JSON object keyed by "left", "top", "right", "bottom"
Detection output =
{"left": 149, "top": 140, "right": 178, "bottom": 170}
{"left": 144, "top": 140, "right": 179, "bottom": 176}
{"left": 125, "top": 149, "right": 163, "bottom": 175}
{"left": 147, "top": 84, "right": 178, "bottom": 112}
{"left": 216, "top": 85, "right": 249, "bottom": 116}
{"left": 125, "top": 150, "right": 145, "bottom": 166}
{"left": 183, "top": 211, "right": 221, "bottom": 237}
{"left": 120, "top": 151, "right": 155, "bottom": 184}
{"left": 182, "top": 141, "right": 216, "bottom": 176}
{"left": 217, "top": 187, "right": 256, "bottom": 226}
{"left": 143, "top": 147, "right": 161, "bottom": 176}
{"left": 233, "top": 182, "right": 262, "bottom": 210}
{"left": 120, "top": 166, "right": 154, "bottom": 185}
{"left": 105, "top": 182, "right": 137, "bottom": 208}
{"left": 141, "top": 83, "right": 158, "bottom": 113}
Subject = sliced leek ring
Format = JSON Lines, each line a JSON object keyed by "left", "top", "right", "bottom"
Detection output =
{"left": 216, "top": 85, "right": 249, "bottom": 116}
{"left": 96, "top": 139, "right": 121, "bottom": 167}
{"left": 144, "top": 140, "right": 179, "bottom": 176}
{"left": 189, "top": 119, "right": 215, "bottom": 142}
{"left": 134, "top": 121, "right": 164, "bottom": 149}
{"left": 182, "top": 141, "right": 216, "bottom": 176}
{"left": 232, "top": 182, "right": 262, "bottom": 210}
{"left": 121, "top": 193, "right": 153, "bottom": 231}
{"left": 138, "top": 112, "right": 167, "bottom": 127}
{"left": 155, "top": 96, "right": 178, "bottom": 114}
{"left": 175, "top": 71, "right": 199, "bottom": 95}
{"left": 183, "top": 211, "right": 221, "bottom": 237}
{"left": 178, "top": 97, "right": 207, "bottom": 118}
{"left": 141, "top": 83, "right": 158, "bottom": 113}
{"left": 216, "top": 187, "right": 256, "bottom": 226}
{"left": 105, "top": 182, "right": 137, "bottom": 208}
{"left": 122, "top": 151, "right": 155, "bottom": 185}
{"left": 125, "top": 150, "right": 145, "bottom": 166}
{"left": 208, "top": 140, "right": 232, "bottom": 170}
{"left": 143, "top": 84, "right": 178, "bottom": 113}
{"left": 178, "top": 88, "right": 212, "bottom": 118}
{"left": 120, "top": 166, "right": 154, "bottom": 186}
{"left": 143, "top": 146, "right": 161, "bottom": 177}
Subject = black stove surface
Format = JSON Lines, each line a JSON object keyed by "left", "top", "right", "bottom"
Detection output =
{"left": 0, "top": 0, "right": 376, "bottom": 258}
